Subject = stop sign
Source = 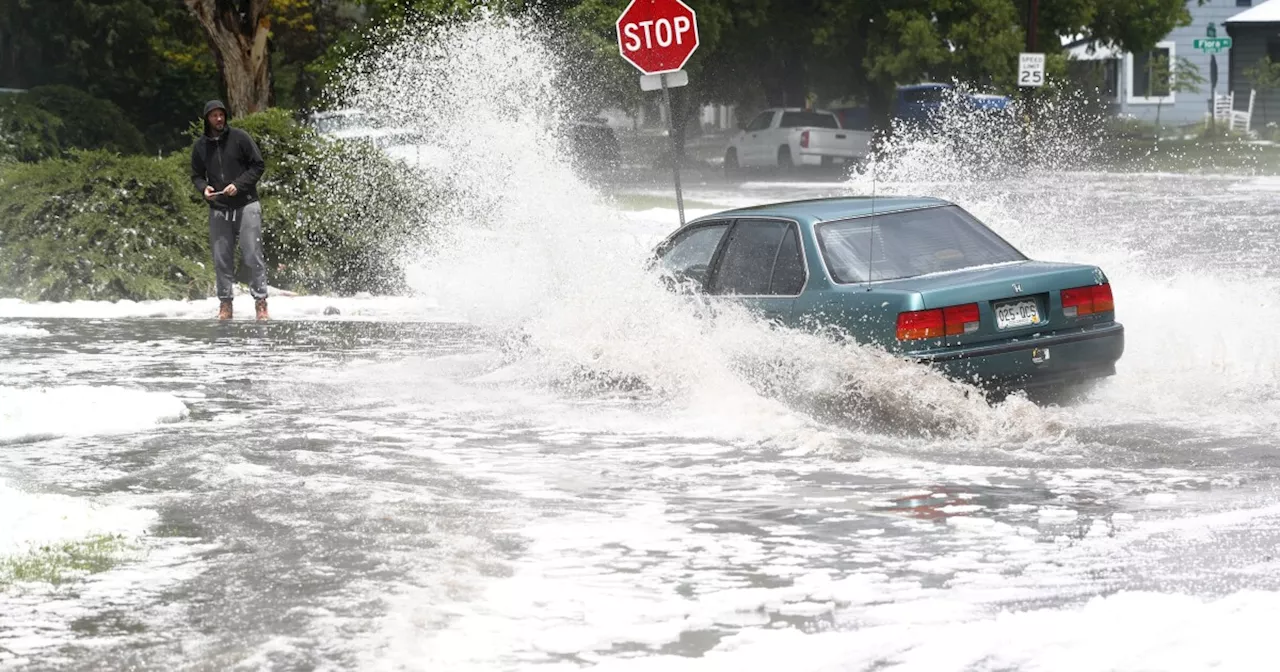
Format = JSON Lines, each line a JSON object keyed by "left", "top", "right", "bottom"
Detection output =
{"left": 615, "top": 0, "right": 699, "bottom": 75}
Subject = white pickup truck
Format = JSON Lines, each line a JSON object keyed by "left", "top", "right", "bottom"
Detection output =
{"left": 723, "top": 107, "right": 870, "bottom": 176}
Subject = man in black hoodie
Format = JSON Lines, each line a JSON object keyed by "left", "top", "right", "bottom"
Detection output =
{"left": 190, "top": 100, "right": 270, "bottom": 321}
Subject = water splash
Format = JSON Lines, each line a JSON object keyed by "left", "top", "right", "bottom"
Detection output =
{"left": 840, "top": 84, "right": 1280, "bottom": 433}
{"left": 323, "top": 13, "right": 1070, "bottom": 446}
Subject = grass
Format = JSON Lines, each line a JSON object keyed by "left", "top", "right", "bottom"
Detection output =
{"left": 606, "top": 192, "right": 724, "bottom": 212}
{"left": 0, "top": 534, "right": 134, "bottom": 587}
{"left": 1094, "top": 136, "right": 1280, "bottom": 174}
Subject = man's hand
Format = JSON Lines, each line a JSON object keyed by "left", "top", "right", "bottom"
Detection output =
{"left": 204, "top": 186, "right": 216, "bottom": 200}
{"left": 223, "top": 184, "right": 238, "bottom": 197}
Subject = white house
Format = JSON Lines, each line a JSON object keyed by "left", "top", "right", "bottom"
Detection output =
{"left": 1067, "top": 0, "right": 1255, "bottom": 127}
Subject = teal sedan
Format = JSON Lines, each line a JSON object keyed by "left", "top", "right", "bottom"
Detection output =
{"left": 651, "top": 196, "right": 1123, "bottom": 398}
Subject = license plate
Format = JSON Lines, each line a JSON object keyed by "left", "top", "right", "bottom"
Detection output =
{"left": 995, "top": 299, "right": 1040, "bottom": 329}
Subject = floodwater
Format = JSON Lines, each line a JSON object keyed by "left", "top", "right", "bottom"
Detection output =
{"left": 4, "top": 15, "right": 1280, "bottom": 672}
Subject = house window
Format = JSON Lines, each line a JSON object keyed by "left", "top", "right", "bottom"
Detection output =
{"left": 1129, "top": 41, "right": 1175, "bottom": 103}
{"left": 1238, "top": 1, "right": 1252, "bottom": 7}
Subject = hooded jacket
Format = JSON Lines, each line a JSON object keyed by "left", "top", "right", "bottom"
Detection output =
{"left": 190, "top": 100, "right": 265, "bottom": 211}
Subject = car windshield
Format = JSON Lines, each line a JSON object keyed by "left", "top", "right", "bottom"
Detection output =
{"left": 815, "top": 205, "right": 1025, "bottom": 283}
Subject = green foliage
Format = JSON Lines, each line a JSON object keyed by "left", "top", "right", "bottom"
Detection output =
{"left": 1, "top": 106, "right": 442, "bottom": 301}
{"left": 24, "top": 86, "right": 147, "bottom": 155}
{"left": 1244, "top": 56, "right": 1280, "bottom": 123}
{"left": 0, "top": 150, "right": 212, "bottom": 302}
{"left": 0, "top": 96, "right": 63, "bottom": 163}
{"left": 230, "top": 107, "right": 440, "bottom": 295}
{"left": 0, "top": 0, "right": 220, "bottom": 153}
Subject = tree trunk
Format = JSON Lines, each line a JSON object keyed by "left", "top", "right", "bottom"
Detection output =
{"left": 183, "top": 0, "right": 272, "bottom": 117}
{"left": 867, "top": 82, "right": 895, "bottom": 148}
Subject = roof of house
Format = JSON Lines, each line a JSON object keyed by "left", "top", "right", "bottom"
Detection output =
{"left": 701, "top": 196, "right": 953, "bottom": 223}
{"left": 1227, "top": 0, "right": 1280, "bottom": 23}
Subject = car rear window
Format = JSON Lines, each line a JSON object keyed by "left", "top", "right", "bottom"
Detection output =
{"left": 779, "top": 112, "right": 839, "bottom": 129}
{"left": 815, "top": 205, "right": 1025, "bottom": 283}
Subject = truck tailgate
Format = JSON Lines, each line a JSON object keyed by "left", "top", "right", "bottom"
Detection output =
{"left": 799, "top": 128, "right": 867, "bottom": 157}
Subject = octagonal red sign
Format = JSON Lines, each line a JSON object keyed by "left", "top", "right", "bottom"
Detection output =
{"left": 615, "top": 0, "right": 699, "bottom": 75}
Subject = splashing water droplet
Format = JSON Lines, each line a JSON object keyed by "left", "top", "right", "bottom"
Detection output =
{"left": 324, "top": 14, "right": 1068, "bottom": 446}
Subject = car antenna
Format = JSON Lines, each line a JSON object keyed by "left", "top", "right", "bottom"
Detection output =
{"left": 866, "top": 143, "right": 876, "bottom": 290}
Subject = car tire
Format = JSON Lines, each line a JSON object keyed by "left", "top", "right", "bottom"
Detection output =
{"left": 724, "top": 148, "right": 740, "bottom": 180}
{"left": 777, "top": 146, "right": 794, "bottom": 175}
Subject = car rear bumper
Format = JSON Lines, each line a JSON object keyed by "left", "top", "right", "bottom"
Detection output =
{"left": 906, "top": 322, "right": 1125, "bottom": 390}
{"left": 799, "top": 151, "right": 859, "bottom": 165}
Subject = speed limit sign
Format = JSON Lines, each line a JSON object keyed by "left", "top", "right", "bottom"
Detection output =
{"left": 1019, "top": 52, "right": 1045, "bottom": 87}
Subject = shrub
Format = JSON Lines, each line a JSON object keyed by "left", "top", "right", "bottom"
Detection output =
{"left": 0, "top": 96, "right": 63, "bottom": 163}
{"left": 24, "top": 85, "right": 147, "bottom": 156}
{"left": 200, "top": 107, "right": 442, "bottom": 295}
{"left": 0, "top": 107, "right": 443, "bottom": 301}
{"left": 0, "top": 150, "right": 212, "bottom": 301}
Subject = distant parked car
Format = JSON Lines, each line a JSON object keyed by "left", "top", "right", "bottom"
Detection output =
{"left": 831, "top": 84, "right": 1016, "bottom": 135}
{"left": 307, "top": 108, "right": 450, "bottom": 172}
{"left": 894, "top": 83, "right": 1014, "bottom": 131}
{"left": 561, "top": 117, "right": 621, "bottom": 174}
{"left": 724, "top": 107, "right": 870, "bottom": 178}
{"left": 649, "top": 195, "right": 1124, "bottom": 399}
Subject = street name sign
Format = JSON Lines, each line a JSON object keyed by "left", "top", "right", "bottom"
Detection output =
{"left": 1194, "top": 38, "right": 1232, "bottom": 53}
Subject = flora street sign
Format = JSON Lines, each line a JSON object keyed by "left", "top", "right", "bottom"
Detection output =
{"left": 1194, "top": 37, "right": 1232, "bottom": 53}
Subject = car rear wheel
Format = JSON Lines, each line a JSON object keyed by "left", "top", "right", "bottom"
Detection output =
{"left": 777, "top": 146, "right": 794, "bottom": 175}
{"left": 724, "top": 148, "right": 740, "bottom": 180}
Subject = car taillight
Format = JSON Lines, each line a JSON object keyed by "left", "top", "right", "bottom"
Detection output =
{"left": 1062, "top": 283, "right": 1114, "bottom": 317}
{"left": 897, "top": 302, "right": 979, "bottom": 341}
{"left": 800, "top": 130, "right": 810, "bottom": 148}
{"left": 942, "top": 303, "right": 980, "bottom": 336}
{"left": 1092, "top": 283, "right": 1114, "bottom": 313}
{"left": 896, "top": 309, "right": 943, "bottom": 341}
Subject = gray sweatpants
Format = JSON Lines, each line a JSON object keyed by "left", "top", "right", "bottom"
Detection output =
{"left": 208, "top": 201, "right": 268, "bottom": 300}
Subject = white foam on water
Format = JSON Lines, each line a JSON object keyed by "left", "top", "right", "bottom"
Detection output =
{"left": 0, "top": 479, "right": 157, "bottom": 558}
{"left": 0, "top": 479, "right": 209, "bottom": 665}
{"left": 0, "top": 385, "right": 190, "bottom": 445}
{"left": 0, "top": 323, "right": 49, "bottom": 338}
{"left": 0, "top": 294, "right": 452, "bottom": 322}
{"left": 574, "top": 590, "right": 1280, "bottom": 672}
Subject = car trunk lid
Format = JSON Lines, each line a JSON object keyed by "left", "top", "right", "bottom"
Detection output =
{"left": 886, "top": 261, "right": 1113, "bottom": 347}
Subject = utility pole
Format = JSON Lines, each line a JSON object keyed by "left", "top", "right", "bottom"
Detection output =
{"left": 1020, "top": 0, "right": 1039, "bottom": 128}
{"left": 1027, "top": 0, "right": 1038, "bottom": 52}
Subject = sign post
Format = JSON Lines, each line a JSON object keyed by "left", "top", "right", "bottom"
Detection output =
{"left": 1196, "top": 23, "right": 1233, "bottom": 135}
{"left": 616, "top": 0, "right": 700, "bottom": 226}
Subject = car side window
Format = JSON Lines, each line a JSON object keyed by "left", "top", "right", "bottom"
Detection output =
{"left": 656, "top": 223, "right": 730, "bottom": 290}
{"left": 745, "top": 112, "right": 773, "bottom": 132}
{"left": 710, "top": 219, "right": 790, "bottom": 296}
{"left": 770, "top": 225, "right": 805, "bottom": 295}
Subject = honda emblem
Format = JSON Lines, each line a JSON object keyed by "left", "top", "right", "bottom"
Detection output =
{"left": 1012, "top": 283, "right": 1023, "bottom": 294}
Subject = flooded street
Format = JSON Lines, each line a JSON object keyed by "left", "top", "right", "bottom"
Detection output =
{"left": 5, "top": 16, "right": 1280, "bottom": 672}
{"left": 5, "top": 168, "right": 1280, "bottom": 670}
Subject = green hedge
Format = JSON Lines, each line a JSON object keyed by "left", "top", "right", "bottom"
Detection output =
{"left": 28, "top": 86, "right": 147, "bottom": 156}
{"left": 0, "top": 107, "right": 442, "bottom": 301}
{"left": 0, "top": 96, "right": 63, "bottom": 163}
{"left": 0, "top": 151, "right": 211, "bottom": 301}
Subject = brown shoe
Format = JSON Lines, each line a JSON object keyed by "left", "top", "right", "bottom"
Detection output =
{"left": 218, "top": 299, "right": 233, "bottom": 321}
{"left": 255, "top": 298, "right": 270, "bottom": 321}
